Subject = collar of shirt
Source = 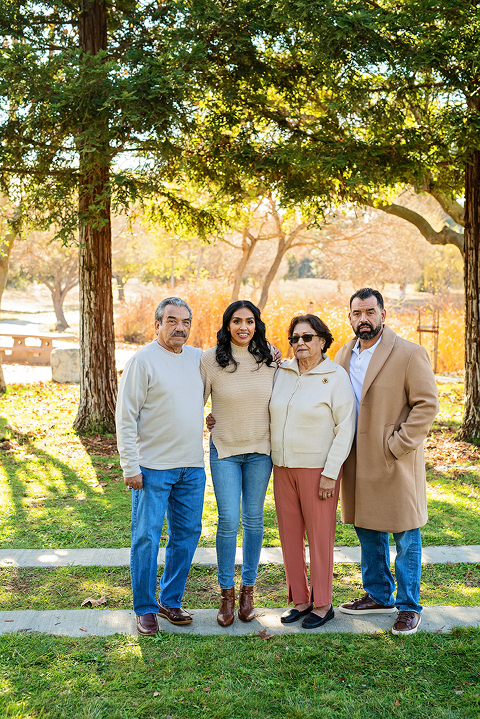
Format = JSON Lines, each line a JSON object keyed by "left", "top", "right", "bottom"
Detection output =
{"left": 351, "top": 332, "right": 383, "bottom": 359}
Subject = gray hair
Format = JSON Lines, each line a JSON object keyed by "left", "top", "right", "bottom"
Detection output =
{"left": 154, "top": 297, "right": 192, "bottom": 323}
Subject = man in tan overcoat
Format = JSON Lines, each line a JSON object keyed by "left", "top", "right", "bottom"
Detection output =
{"left": 335, "top": 288, "right": 438, "bottom": 635}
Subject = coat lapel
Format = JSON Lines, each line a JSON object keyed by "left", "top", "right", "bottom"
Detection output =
{"left": 360, "top": 325, "right": 396, "bottom": 401}
{"left": 337, "top": 338, "right": 356, "bottom": 375}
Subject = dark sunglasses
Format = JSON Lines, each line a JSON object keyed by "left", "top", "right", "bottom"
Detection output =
{"left": 288, "top": 333, "right": 320, "bottom": 345}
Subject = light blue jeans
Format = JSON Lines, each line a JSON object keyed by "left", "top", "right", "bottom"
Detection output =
{"left": 355, "top": 526, "right": 423, "bottom": 613}
{"left": 209, "top": 440, "right": 272, "bottom": 589}
{"left": 130, "top": 465, "right": 206, "bottom": 616}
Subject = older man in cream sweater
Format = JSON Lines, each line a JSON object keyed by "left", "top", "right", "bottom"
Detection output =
{"left": 116, "top": 297, "right": 205, "bottom": 636}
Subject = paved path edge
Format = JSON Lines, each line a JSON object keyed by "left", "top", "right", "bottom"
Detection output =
{"left": 0, "top": 606, "right": 478, "bottom": 637}
{"left": 1, "top": 545, "right": 479, "bottom": 568}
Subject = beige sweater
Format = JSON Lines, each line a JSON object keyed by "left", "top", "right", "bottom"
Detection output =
{"left": 116, "top": 341, "right": 204, "bottom": 476}
{"left": 269, "top": 355, "right": 356, "bottom": 478}
{"left": 200, "top": 344, "right": 276, "bottom": 459}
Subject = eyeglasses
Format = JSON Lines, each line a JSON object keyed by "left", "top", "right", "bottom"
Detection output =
{"left": 288, "top": 334, "right": 320, "bottom": 345}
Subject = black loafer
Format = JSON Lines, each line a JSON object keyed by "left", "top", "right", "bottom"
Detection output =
{"left": 301, "top": 605, "right": 335, "bottom": 629}
{"left": 280, "top": 603, "right": 314, "bottom": 624}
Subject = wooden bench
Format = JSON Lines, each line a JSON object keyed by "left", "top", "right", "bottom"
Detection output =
{"left": 0, "top": 331, "right": 77, "bottom": 365}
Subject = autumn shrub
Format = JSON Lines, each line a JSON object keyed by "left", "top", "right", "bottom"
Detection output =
{"left": 115, "top": 283, "right": 464, "bottom": 373}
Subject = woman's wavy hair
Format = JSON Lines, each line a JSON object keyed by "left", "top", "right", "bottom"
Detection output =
{"left": 216, "top": 300, "right": 274, "bottom": 371}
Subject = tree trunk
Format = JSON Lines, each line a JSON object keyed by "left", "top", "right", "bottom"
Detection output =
{"left": 52, "top": 284, "right": 70, "bottom": 332}
{"left": 0, "top": 196, "right": 17, "bottom": 393}
{"left": 114, "top": 274, "right": 126, "bottom": 302}
{"left": 457, "top": 148, "right": 480, "bottom": 443}
{"left": 257, "top": 236, "right": 290, "bottom": 312}
{"left": 74, "top": 0, "right": 117, "bottom": 434}
{"left": 231, "top": 230, "right": 258, "bottom": 302}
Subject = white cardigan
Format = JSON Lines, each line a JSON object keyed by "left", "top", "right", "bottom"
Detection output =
{"left": 269, "top": 355, "right": 356, "bottom": 479}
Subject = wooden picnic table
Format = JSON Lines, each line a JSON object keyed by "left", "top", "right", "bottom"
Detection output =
{"left": 0, "top": 331, "right": 77, "bottom": 365}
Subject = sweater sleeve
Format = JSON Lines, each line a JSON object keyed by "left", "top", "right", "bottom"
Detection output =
{"left": 322, "top": 375, "right": 356, "bottom": 480}
{"left": 115, "top": 357, "right": 149, "bottom": 478}
{"left": 200, "top": 353, "right": 212, "bottom": 405}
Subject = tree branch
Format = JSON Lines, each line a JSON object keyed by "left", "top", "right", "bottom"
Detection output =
{"left": 365, "top": 199, "right": 464, "bottom": 255}
{"left": 428, "top": 188, "right": 465, "bottom": 227}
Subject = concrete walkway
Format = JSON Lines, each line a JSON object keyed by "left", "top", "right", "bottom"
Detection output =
{"left": 0, "top": 606, "right": 478, "bottom": 637}
{"left": 1, "top": 545, "right": 480, "bottom": 568}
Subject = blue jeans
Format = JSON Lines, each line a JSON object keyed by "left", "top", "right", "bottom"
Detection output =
{"left": 130, "top": 465, "right": 206, "bottom": 616}
{"left": 355, "top": 526, "right": 423, "bottom": 613}
{"left": 210, "top": 441, "right": 272, "bottom": 588}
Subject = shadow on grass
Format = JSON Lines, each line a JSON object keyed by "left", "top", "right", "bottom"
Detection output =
{"left": 0, "top": 419, "right": 131, "bottom": 549}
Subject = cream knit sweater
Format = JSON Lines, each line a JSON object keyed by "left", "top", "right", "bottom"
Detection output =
{"left": 200, "top": 344, "right": 276, "bottom": 459}
{"left": 269, "top": 355, "right": 356, "bottom": 478}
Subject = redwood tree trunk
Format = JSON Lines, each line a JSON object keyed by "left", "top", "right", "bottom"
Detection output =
{"left": 458, "top": 148, "right": 480, "bottom": 443}
{"left": 74, "top": 0, "right": 117, "bottom": 433}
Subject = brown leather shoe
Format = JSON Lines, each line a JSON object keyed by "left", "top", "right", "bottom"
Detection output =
{"left": 392, "top": 611, "right": 421, "bottom": 636}
{"left": 136, "top": 613, "right": 159, "bottom": 636}
{"left": 338, "top": 592, "right": 396, "bottom": 615}
{"left": 157, "top": 604, "right": 193, "bottom": 625}
{"left": 217, "top": 587, "right": 235, "bottom": 627}
{"left": 238, "top": 584, "right": 255, "bottom": 622}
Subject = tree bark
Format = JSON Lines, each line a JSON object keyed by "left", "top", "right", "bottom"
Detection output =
{"left": 74, "top": 0, "right": 117, "bottom": 434}
{"left": 457, "top": 148, "right": 480, "bottom": 443}
{"left": 0, "top": 196, "right": 16, "bottom": 393}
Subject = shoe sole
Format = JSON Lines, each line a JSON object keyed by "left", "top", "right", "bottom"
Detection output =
{"left": 392, "top": 616, "right": 421, "bottom": 636}
{"left": 338, "top": 606, "right": 397, "bottom": 615}
{"left": 157, "top": 611, "right": 193, "bottom": 626}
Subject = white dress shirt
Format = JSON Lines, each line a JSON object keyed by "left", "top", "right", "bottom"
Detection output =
{"left": 349, "top": 333, "right": 383, "bottom": 418}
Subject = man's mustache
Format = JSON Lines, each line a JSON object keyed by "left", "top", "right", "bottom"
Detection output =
{"left": 171, "top": 331, "right": 187, "bottom": 337}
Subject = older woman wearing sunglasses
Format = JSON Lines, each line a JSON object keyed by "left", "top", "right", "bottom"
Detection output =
{"left": 269, "top": 314, "right": 356, "bottom": 628}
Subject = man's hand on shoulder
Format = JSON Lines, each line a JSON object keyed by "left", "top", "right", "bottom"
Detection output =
{"left": 124, "top": 472, "right": 143, "bottom": 490}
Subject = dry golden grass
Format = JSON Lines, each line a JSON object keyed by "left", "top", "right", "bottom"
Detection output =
{"left": 115, "top": 282, "right": 464, "bottom": 372}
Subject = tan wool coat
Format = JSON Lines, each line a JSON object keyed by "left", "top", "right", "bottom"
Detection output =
{"left": 335, "top": 325, "right": 439, "bottom": 532}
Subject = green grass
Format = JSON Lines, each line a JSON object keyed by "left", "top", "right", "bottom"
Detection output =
{"left": 0, "top": 629, "right": 480, "bottom": 718}
{"left": 0, "top": 381, "right": 479, "bottom": 548}
{"left": 0, "top": 563, "right": 479, "bottom": 611}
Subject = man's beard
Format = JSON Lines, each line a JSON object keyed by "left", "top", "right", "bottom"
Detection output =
{"left": 354, "top": 320, "right": 383, "bottom": 340}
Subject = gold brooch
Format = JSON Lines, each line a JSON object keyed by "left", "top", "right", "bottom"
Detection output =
{"left": 322, "top": 378, "right": 328, "bottom": 384}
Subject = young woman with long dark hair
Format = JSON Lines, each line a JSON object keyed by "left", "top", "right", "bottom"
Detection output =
{"left": 200, "top": 300, "right": 276, "bottom": 627}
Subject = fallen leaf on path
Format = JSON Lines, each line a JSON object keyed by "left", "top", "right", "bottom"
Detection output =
{"left": 18, "top": 628, "right": 31, "bottom": 632}
{"left": 4, "top": 620, "right": 13, "bottom": 622}
{"left": 81, "top": 596, "right": 106, "bottom": 607}
{"left": 257, "top": 628, "right": 273, "bottom": 640}
{"left": 79, "top": 627, "right": 87, "bottom": 632}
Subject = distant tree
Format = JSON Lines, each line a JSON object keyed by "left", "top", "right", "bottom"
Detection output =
{"left": 12, "top": 232, "right": 78, "bottom": 332}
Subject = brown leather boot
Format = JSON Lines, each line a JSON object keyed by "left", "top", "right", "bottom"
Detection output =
{"left": 217, "top": 587, "right": 235, "bottom": 627}
{"left": 238, "top": 584, "right": 255, "bottom": 622}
